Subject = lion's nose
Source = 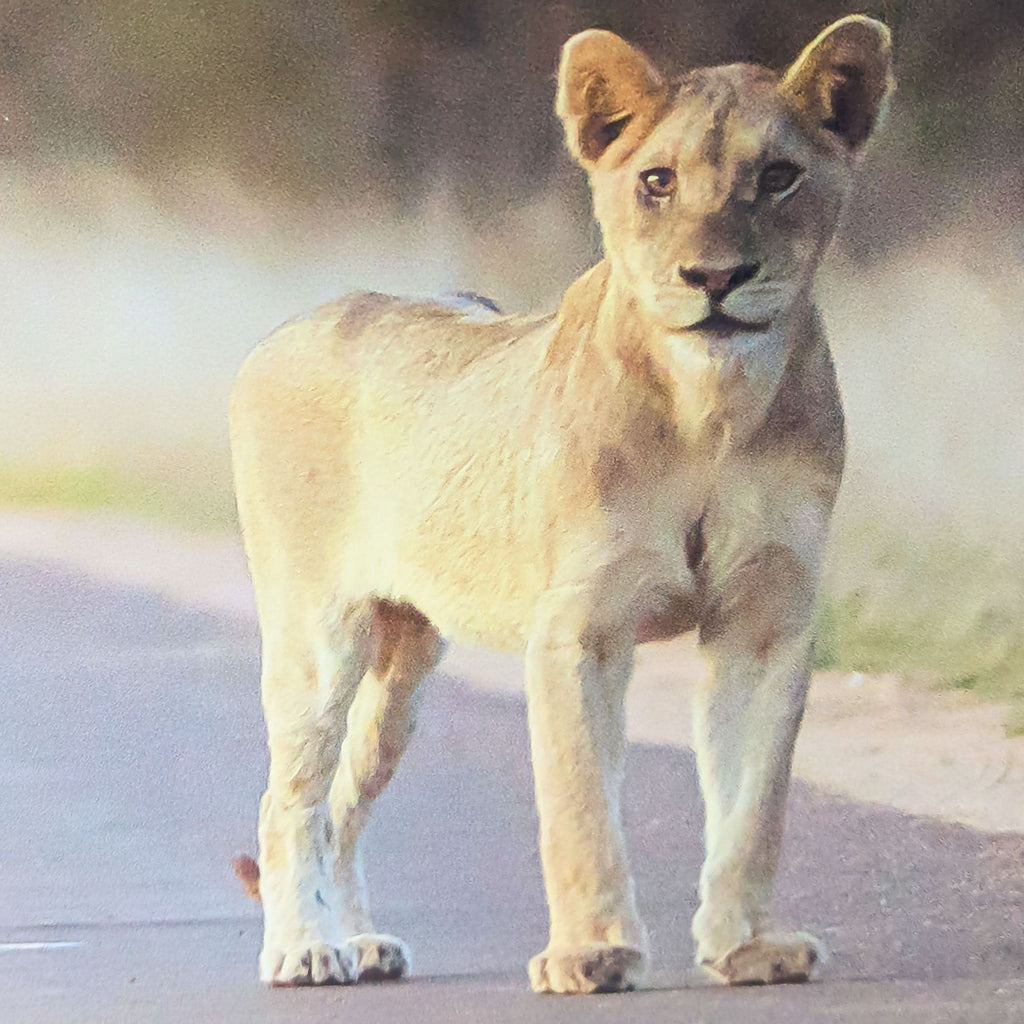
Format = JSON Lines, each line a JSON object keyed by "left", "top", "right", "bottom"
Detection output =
{"left": 679, "top": 263, "right": 760, "bottom": 300}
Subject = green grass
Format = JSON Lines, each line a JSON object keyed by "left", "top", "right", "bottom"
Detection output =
{"left": 815, "top": 519, "right": 1024, "bottom": 734}
{"left": 0, "top": 458, "right": 238, "bottom": 531}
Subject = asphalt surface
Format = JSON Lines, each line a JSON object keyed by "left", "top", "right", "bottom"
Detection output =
{"left": 2, "top": 557, "right": 1024, "bottom": 1023}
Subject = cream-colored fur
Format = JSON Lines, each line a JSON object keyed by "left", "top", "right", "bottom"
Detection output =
{"left": 230, "top": 16, "right": 893, "bottom": 992}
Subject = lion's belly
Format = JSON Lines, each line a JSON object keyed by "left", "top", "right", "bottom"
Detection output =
{"left": 346, "top": 441, "right": 704, "bottom": 652}
{"left": 342, "top": 427, "right": 556, "bottom": 652}
{"left": 392, "top": 543, "right": 702, "bottom": 652}
{"left": 389, "top": 518, "right": 549, "bottom": 652}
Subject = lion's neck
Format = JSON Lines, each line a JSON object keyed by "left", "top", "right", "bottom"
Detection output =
{"left": 553, "top": 261, "right": 809, "bottom": 447}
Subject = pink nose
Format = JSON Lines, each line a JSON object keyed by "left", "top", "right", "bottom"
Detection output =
{"left": 679, "top": 263, "right": 760, "bottom": 299}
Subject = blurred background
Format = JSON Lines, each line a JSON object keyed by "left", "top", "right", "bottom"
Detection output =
{"left": 1, "top": 1, "right": 1021, "bottom": 717}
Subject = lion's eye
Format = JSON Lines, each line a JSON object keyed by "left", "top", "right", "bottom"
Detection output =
{"left": 640, "top": 167, "right": 676, "bottom": 198}
{"left": 759, "top": 161, "right": 802, "bottom": 195}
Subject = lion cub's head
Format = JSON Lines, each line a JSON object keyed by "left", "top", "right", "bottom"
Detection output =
{"left": 557, "top": 16, "right": 893, "bottom": 336}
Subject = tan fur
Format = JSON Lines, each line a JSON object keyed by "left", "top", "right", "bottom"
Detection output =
{"left": 230, "top": 16, "right": 893, "bottom": 991}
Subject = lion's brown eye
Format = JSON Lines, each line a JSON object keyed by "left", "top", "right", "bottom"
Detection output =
{"left": 640, "top": 167, "right": 676, "bottom": 198}
{"left": 759, "top": 161, "right": 802, "bottom": 195}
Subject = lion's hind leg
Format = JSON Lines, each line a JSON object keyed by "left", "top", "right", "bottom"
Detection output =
{"left": 256, "top": 593, "right": 379, "bottom": 986}
{"left": 329, "top": 600, "right": 445, "bottom": 982}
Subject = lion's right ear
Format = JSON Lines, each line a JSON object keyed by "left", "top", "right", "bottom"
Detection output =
{"left": 556, "top": 30, "right": 668, "bottom": 169}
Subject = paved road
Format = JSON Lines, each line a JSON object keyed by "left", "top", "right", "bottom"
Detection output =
{"left": 2, "top": 557, "right": 1023, "bottom": 1023}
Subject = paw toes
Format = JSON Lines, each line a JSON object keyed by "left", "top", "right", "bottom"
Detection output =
{"left": 346, "top": 933, "right": 410, "bottom": 982}
{"left": 261, "top": 944, "right": 355, "bottom": 986}
{"left": 310, "top": 947, "right": 344, "bottom": 985}
{"left": 702, "top": 931, "right": 825, "bottom": 986}
{"left": 529, "top": 944, "right": 643, "bottom": 994}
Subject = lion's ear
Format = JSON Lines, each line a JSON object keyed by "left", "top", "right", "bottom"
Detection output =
{"left": 781, "top": 15, "right": 894, "bottom": 151}
{"left": 556, "top": 30, "right": 668, "bottom": 168}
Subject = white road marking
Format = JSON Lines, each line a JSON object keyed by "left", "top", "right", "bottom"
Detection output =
{"left": 0, "top": 941, "right": 83, "bottom": 952}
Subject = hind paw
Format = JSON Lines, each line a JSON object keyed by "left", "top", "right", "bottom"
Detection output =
{"left": 260, "top": 943, "right": 357, "bottom": 986}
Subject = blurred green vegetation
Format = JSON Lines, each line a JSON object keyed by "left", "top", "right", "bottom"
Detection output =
{"left": 0, "top": 459, "right": 238, "bottom": 532}
{"left": 815, "top": 521, "right": 1024, "bottom": 733}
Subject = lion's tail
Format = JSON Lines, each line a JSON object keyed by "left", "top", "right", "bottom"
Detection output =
{"left": 232, "top": 854, "right": 262, "bottom": 902}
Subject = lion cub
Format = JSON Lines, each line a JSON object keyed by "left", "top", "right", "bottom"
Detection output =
{"left": 230, "top": 16, "right": 893, "bottom": 993}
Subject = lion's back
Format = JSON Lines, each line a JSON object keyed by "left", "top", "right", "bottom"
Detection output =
{"left": 232, "top": 289, "right": 549, "bottom": 437}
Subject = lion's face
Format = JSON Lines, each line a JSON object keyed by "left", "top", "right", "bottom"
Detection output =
{"left": 593, "top": 67, "right": 849, "bottom": 333}
{"left": 557, "top": 19, "right": 893, "bottom": 338}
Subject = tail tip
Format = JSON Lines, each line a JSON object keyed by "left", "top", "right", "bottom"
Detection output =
{"left": 232, "top": 854, "right": 261, "bottom": 901}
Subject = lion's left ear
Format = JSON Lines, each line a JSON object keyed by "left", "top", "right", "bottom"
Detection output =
{"left": 781, "top": 15, "right": 894, "bottom": 151}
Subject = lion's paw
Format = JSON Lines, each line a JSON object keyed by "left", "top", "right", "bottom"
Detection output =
{"left": 700, "top": 931, "right": 824, "bottom": 986}
{"left": 344, "top": 933, "right": 410, "bottom": 982}
{"left": 528, "top": 943, "right": 644, "bottom": 994}
{"left": 260, "top": 943, "right": 357, "bottom": 986}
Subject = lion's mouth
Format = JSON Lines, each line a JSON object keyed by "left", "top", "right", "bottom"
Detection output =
{"left": 683, "top": 310, "right": 770, "bottom": 335}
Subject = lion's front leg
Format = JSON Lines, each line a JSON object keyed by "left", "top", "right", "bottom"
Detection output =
{"left": 524, "top": 592, "right": 647, "bottom": 995}
{"left": 691, "top": 541, "right": 824, "bottom": 985}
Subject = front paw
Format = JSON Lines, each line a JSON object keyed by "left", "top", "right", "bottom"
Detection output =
{"left": 528, "top": 943, "right": 644, "bottom": 994}
{"left": 260, "top": 943, "right": 357, "bottom": 986}
{"left": 700, "top": 931, "right": 825, "bottom": 985}
{"left": 344, "top": 933, "right": 410, "bottom": 981}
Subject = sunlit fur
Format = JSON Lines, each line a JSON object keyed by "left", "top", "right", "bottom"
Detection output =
{"left": 230, "top": 16, "right": 892, "bottom": 992}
